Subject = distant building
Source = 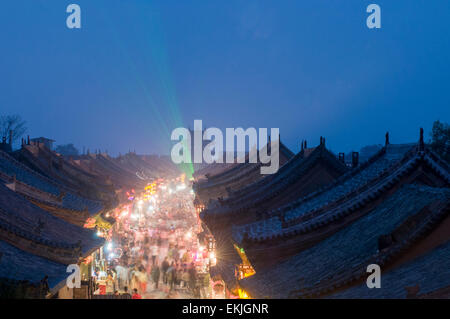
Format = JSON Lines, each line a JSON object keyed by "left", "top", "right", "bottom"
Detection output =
{"left": 30, "top": 137, "right": 55, "bottom": 150}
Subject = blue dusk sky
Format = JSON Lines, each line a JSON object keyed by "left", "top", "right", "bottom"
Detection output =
{"left": 0, "top": 1, "right": 449, "bottom": 155}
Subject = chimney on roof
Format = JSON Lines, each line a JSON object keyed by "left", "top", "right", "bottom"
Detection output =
{"left": 27, "top": 135, "right": 30, "bottom": 145}
{"left": 301, "top": 140, "right": 304, "bottom": 151}
{"left": 352, "top": 152, "right": 359, "bottom": 167}
{"left": 320, "top": 136, "right": 324, "bottom": 146}
{"left": 8, "top": 130, "right": 13, "bottom": 145}
{"left": 304, "top": 140, "right": 307, "bottom": 149}
{"left": 339, "top": 152, "right": 345, "bottom": 164}
{"left": 419, "top": 127, "right": 424, "bottom": 151}
{"left": 385, "top": 132, "right": 390, "bottom": 146}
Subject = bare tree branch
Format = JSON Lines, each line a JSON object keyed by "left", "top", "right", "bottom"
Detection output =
{"left": 0, "top": 115, "right": 27, "bottom": 144}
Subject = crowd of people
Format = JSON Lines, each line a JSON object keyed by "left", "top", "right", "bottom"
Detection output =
{"left": 93, "top": 179, "right": 215, "bottom": 299}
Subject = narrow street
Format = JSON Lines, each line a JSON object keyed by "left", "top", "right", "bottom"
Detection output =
{"left": 93, "top": 175, "right": 222, "bottom": 299}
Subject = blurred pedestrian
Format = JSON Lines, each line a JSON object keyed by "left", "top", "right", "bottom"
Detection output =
{"left": 122, "top": 286, "right": 132, "bottom": 299}
{"left": 151, "top": 265, "right": 161, "bottom": 289}
{"left": 132, "top": 288, "right": 142, "bottom": 299}
{"left": 161, "top": 257, "right": 170, "bottom": 284}
{"left": 151, "top": 244, "right": 159, "bottom": 266}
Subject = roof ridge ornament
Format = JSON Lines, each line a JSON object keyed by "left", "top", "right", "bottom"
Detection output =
{"left": 419, "top": 127, "right": 424, "bottom": 151}
{"left": 319, "top": 136, "right": 325, "bottom": 147}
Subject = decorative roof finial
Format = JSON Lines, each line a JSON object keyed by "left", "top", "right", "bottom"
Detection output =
{"left": 419, "top": 128, "right": 424, "bottom": 151}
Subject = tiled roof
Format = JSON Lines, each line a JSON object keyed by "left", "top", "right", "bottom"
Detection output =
{"left": 195, "top": 141, "right": 294, "bottom": 191}
{"left": 115, "top": 153, "right": 159, "bottom": 179}
{"left": 95, "top": 154, "right": 142, "bottom": 185}
{"left": 207, "top": 144, "right": 347, "bottom": 216}
{"left": 0, "top": 150, "right": 60, "bottom": 195}
{"left": 0, "top": 239, "right": 67, "bottom": 289}
{"left": 21, "top": 146, "right": 107, "bottom": 190}
{"left": 0, "top": 183, "right": 104, "bottom": 255}
{"left": 232, "top": 144, "right": 417, "bottom": 243}
{"left": 328, "top": 240, "right": 450, "bottom": 298}
{"left": 284, "top": 144, "right": 414, "bottom": 222}
{"left": 239, "top": 184, "right": 450, "bottom": 298}
{"left": 0, "top": 150, "right": 103, "bottom": 214}
{"left": 195, "top": 162, "right": 262, "bottom": 190}
{"left": 193, "top": 162, "right": 238, "bottom": 180}
{"left": 62, "top": 193, "right": 103, "bottom": 214}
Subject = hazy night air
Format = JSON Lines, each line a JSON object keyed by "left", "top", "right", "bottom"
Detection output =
{"left": 0, "top": 0, "right": 449, "bottom": 305}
